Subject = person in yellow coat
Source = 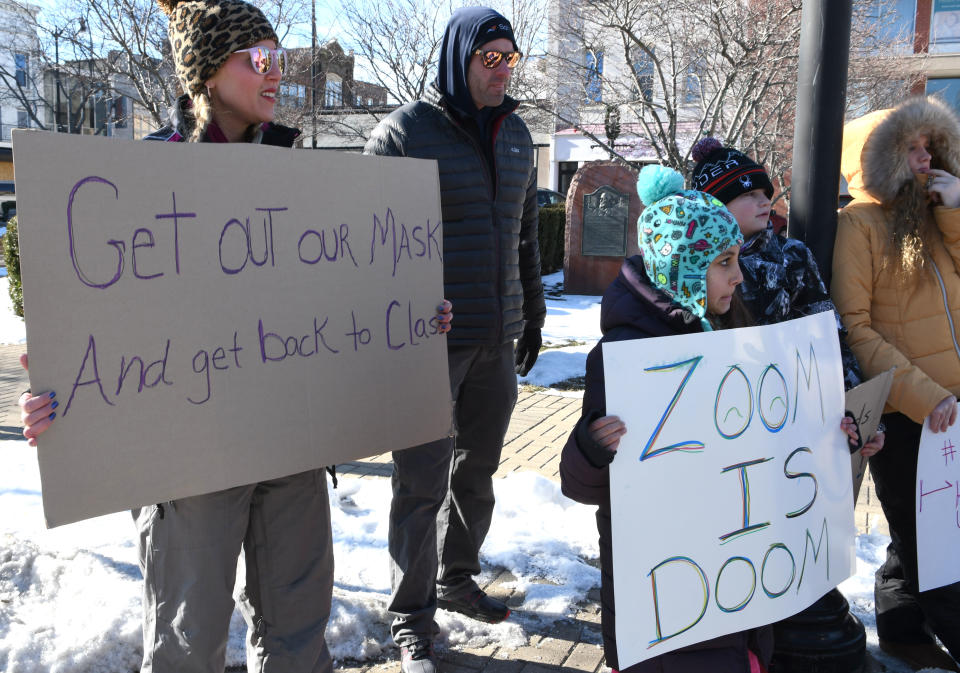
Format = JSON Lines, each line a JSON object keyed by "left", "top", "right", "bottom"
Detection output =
{"left": 833, "top": 95, "right": 960, "bottom": 671}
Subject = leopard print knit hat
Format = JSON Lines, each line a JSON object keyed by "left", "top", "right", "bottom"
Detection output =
{"left": 158, "top": 0, "right": 278, "bottom": 97}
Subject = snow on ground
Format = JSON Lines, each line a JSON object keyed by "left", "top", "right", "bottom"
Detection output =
{"left": 0, "top": 271, "right": 953, "bottom": 672}
{"left": 0, "top": 444, "right": 597, "bottom": 671}
{"left": 0, "top": 439, "right": 943, "bottom": 673}
{"left": 518, "top": 271, "right": 600, "bottom": 391}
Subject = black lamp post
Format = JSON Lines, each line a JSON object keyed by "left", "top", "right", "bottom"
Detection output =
{"left": 78, "top": 17, "right": 95, "bottom": 134}
{"left": 774, "top": 2, "right": 864, "bottom": 670}
{"left": 53, "top": 26, "right": 63, "bottom": 132}
{"left": 311, "top": 0, "right": 317, "bottom": 148}
{"left": 788, "top": 0, "right": 853, "bottom": 287}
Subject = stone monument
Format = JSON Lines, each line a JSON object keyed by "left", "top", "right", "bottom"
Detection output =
{"left": 564, "top": 161, "right": 641, "bottom": 296}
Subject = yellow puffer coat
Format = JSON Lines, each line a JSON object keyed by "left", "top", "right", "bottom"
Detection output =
{"left": 833, "top": 97, "right": 960, "bottom": 423}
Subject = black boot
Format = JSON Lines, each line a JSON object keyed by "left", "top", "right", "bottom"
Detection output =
{"left": 437, "top": 588, "right": 510, "bottom": 624}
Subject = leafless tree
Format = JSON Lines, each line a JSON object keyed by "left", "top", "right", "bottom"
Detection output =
{"left": 335, "top": 0, "right": 451, "bottom": 106}
{"left": 335, "top": 0, "right": 548, "bottom": 106}
{"left": 0, "top": 1, "right": 92, "bottom": 133}
{"left": 532, "top": 0, "right": 920, "bottom": 194}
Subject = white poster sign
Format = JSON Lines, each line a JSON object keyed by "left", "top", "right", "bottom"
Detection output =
{"left": 605, "top": 312, "right": 856, "bottom": 667}
{"left": 916, "top": 404, "right": 960, "bottom": 591}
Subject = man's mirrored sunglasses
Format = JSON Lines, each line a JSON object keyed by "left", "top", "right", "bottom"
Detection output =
{"left": 473, "top": 49, "right": 523, "bottom": 69}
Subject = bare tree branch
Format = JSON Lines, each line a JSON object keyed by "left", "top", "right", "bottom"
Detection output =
{"left": 533, "top": 0, "right": 917, "bottom": 195}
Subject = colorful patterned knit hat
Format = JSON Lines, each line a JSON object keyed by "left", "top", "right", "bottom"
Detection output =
{"left": 158, "top": 0, "right": 278, "bottom": 97}
{"left": 636, "top": 164, "right": 743, "bottom": 330}
{"left": 690, "top": 137, "right": 774, "bottom": 204}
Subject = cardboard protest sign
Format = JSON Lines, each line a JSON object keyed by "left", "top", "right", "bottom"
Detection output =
{"left": 605, "top": 312, "right": 856, "bottom": 667}
{"left": 13, "top": 131, "right": 451, "bottom": 528}
{"left": 916, "top": 402, "right": 960, "bottom": 591}
{"left": 846, "top": 368, "right": 895, "bottom": 500}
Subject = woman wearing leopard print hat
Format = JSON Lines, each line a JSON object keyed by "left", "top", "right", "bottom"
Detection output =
{"left": 149, "top": 0, "right": 296, "bottom": 145}
{"left": 17, "top": 1, "right": 452, "bottom": 671}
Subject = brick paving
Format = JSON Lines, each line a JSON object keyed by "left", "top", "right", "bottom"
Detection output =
{"left": 0, "top": 344, "right": 899, "bottom": 672}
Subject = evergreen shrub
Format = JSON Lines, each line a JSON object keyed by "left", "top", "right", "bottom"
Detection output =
{"left": 538, "top": 204, "right": 565, "bottom": 274}
{"left": 5, "top": 216, "right": 22, "bottom": 317}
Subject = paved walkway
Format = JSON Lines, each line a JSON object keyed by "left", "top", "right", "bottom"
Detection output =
{"left": 0, "top": 344, "right": 898, "bottom": 672}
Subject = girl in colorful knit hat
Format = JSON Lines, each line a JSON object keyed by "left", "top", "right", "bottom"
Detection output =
{"left": 558, "top": 165, "right": 861, "bottom": 673}
{"left": 17, "top": 1, "right": 451, "bottom": 671}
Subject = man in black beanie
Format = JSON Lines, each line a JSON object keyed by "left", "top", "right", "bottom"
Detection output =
{"left": 365, "top": 7, "right": 546, "bottom": 673}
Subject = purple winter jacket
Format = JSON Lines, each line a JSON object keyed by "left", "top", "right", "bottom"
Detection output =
{"left": 559, "top": 256, "right": 774, "bottom": 673}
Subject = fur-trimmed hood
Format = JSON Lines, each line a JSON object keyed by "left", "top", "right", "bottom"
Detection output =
{"left": 841, "top": 96, "right": 960, "bottom": 205}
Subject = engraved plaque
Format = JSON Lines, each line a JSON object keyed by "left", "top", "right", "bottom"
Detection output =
{"left": 581, "top": 186, "right": 629, "bottom": 257}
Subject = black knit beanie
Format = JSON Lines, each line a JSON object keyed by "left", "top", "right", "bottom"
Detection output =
{"left": 473, "top": 14, "right": 518, "bottom": 51}
{"left": 690, "top": 137, "right": 775, "bottom": 204}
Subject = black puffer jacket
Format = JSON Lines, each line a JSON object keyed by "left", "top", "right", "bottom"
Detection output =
{"left": 740, "top": 224, "right": 863, "bottom": 390}
{"left": 559, "top": 256, "right": 774, "bottom": 673}
{"left": 145, "top": 94, "right": 300, "bottom": 147}
{"left": 363, "top": 85, "right": 546, "bottom": 345}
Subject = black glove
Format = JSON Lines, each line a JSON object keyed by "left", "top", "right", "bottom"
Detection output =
{"left": 844, "top": 410, "right": 863, "bottom": 454}
{"left": 515, "top": 327, "right": 542, "bottom": 376}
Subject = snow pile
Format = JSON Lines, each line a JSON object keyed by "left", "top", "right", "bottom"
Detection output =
{"left": 518, "top": 271, "right": 601, "bottom": 390}
{"left": 0, "top": 443, "right": 598, "bottom": 670}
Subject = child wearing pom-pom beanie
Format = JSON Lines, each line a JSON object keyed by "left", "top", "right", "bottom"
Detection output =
{"left": 559, "top": 165, "right": 773, "bottom": 673}
{"left": 690, "top": 138, "right": 828, "bottom": 332}
{"left": 691, "top": 138, "right": 881, "bottom": 446}
{"left": 559, "top": 165, "right": 864, "bottom": 673}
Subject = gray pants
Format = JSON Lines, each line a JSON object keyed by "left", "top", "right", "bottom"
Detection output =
{"left": 388, "top": 343, "right": 518, "bottom": 645}
{"left": 134, "top": 469, "right": 334, "bottom": 673}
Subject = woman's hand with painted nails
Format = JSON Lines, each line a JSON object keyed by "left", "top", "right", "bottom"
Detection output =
{"left": 20, "top": 390, "right": 58, "bottom": 447}
{"left": 436, "top": 299, "right": 453, "bottom": 334}
{"left": 18, "top": 352, "right": 58, "bottom": 447}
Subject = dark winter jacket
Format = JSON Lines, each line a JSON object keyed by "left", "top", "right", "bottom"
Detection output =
{"left": 145, "top": 94, "right": 300, "bottom": 147}
{"left": 739, "top": 224, "right": 864, "bottom": 390}
{"left": 559, "top": 256, "right": 774, "bottom": 673}
{"left": 363, "top": 84, "right": 546, "bottom": 345}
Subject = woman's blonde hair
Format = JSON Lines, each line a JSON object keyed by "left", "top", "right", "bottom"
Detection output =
{"left": 188, "top": 91, "right": 214, "bottom": 143}
{"left": 885, "top": 174, "right": 939, "bottom": 279}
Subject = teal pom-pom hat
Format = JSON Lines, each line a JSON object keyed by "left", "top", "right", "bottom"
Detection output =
{"left": 636, "top": 164, "right": 743, "bottom": 330}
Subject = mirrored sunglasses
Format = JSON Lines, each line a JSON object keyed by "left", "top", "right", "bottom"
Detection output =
{"left": 232, "top": 46, "right": 286, "bottom": 75}
{"left": 473, "top": 49, "right": 523, "bottom": 69}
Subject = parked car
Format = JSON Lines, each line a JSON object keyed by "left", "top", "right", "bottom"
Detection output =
{"left": 537, "top": 188, "right": 566, "bottom": 208}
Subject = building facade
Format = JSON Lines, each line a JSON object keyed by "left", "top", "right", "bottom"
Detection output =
{"left": 0, "top": 0, "right": 43, "bottom": 185}
{"left": 916, "top": 0, "right": 960, "bottom": 107}
{"left": 279, "top": 40, "right": 389, "bottom": 147}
